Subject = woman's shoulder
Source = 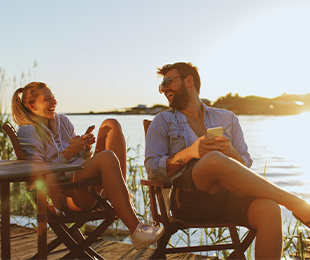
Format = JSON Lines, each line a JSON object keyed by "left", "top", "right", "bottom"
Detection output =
{"left": 17, "top": 124, "right": 41, "bottom": 141}
{"left": 57, "top": 114, "right": 72, "bottom": 124}
{"left": 18, "top": 124, "right": 36, "bottom": 134}
{"left": 57, "top": 113, "right": 69, "bottom": 122}
{"left": 57, "top": 114, "right": 73, "bottom": 128}
{"left": 57, "top": 113, "right": 75, "bottom": 134}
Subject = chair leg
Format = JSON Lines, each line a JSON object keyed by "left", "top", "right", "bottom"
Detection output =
{"left": 30, "top": 220, "right": 88, "bottom": 259}
{"left": 50, "top": 222, "right": 92, "bottom": 259}
{"left": 227, "top": 226, "right": 245, "bottom": 260}
{"left": 62, "top": 217, "right": 115, "bottom": 259}
{"left": 150, "top": 228, "right": 177, "bottom": 260}
{"left": 227, "top": 228, "right": 256, "bottom": 260}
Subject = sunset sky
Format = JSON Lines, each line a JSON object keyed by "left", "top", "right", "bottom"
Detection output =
{"left": 1, "top": 0, "right": 310, "bottom": 113}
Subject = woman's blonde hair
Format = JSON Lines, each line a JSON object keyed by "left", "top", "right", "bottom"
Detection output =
{"left": 12, "top": 82, "right": 51, "bottom": 141}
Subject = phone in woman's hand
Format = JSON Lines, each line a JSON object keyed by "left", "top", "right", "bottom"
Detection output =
{"left": 85, "top": 125, "right": 95, "bottom": 134}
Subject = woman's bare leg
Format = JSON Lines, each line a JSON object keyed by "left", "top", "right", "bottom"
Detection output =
{"left": 70, "top": 151, "right": 139, "bottom": 234}
{"left": 94, "top": 118, "right": 127, "bottom": 180}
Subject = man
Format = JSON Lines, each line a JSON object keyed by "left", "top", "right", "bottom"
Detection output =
{"left": 144, "top": 62, "right": 310, "bottom": 259}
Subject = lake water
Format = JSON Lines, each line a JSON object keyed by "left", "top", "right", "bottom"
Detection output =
{"left": 66, "top": 112, "right": 310, "bottom": 257}
{"left": 13, "top": 112, "right": 310, "bottom": 258}
{"left": 67, "top": 112, "right": 310, "bottom": 203}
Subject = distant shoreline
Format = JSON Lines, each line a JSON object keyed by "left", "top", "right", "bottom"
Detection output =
{"left": 64, "top": 93, "right": 310, "bottom": 116}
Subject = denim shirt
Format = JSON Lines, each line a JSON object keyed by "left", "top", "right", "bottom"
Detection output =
{"left": 144, "top": 103, "right": 252, "bottom": 181}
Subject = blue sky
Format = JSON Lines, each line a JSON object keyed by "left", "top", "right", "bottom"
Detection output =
{"left": 1, "top": 0, "right": 310, "bottom": 113}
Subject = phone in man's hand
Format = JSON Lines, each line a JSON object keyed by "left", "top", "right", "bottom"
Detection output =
{"left": 207, "top": 127, "right": 223, "bottom": 139}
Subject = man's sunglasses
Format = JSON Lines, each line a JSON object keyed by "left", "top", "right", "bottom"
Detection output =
{"left": 159, "top": 76, "right": 182, "bottom": 94}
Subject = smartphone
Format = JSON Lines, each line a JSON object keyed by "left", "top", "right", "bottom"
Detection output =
{"left": 85, "top": 125, "right": 95, "bottom": 134}
{"left": 207, "top": 127, "right": 223, "bottom": 139}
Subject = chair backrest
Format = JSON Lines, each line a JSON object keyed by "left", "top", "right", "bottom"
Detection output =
{"left": 2, "top": 122, "right": 26, "bottom": 160}
{"left": 143, "top": 119, "right": 172, "bottom": 215}
{"left": 143, "top": 119, "right": 152, "bottom": 137}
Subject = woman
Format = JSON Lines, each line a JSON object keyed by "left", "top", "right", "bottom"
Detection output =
{"left": 11, "top": 82, "right": 164, "bottom": 250}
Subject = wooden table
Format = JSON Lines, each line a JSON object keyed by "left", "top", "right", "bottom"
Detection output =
{"left": 0, "top": 160, "right": 83, "bottom": 260}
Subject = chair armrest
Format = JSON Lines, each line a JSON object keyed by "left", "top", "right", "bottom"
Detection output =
{"left": 140, "top": 178, "right": 172, "bottom": 189}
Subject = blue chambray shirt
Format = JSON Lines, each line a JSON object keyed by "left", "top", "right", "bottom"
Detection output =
{"left": 144, "top": 102, "right": 252, "bottom": 181}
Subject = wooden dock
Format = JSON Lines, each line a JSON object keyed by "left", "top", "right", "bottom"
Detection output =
{"left": 0, "top": 224, "right": 216, "bottom": 259}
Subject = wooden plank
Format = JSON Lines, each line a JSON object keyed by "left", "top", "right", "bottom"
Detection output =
{"left": 1, "top": 225, "right": 215, "bottom": 260}
{"left": 0, "top": 224, "right": 37, "bottom": 239}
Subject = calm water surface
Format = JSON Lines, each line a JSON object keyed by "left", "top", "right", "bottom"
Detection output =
{"left": 67, "top": 112, "right": 310, "bottom": 203}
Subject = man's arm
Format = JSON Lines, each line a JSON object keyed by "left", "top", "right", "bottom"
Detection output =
{"left": 166, "top": 135, "right": 224, "bottom": 177}
{"left": 166, "top": 148, "right": 192, "bottom": 177}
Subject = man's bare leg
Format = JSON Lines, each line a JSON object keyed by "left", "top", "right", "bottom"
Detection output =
{"left": 192, "top": 151, "right": 310, "bottom": 223}
{"left": 247, "top": 199, "right": 283, "bottom": 259}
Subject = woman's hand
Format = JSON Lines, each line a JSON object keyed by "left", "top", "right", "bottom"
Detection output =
{"left": 83, "top": 133, "right": 96, "bottom": 151}
{"left": 62, "top": 135, "right": 95, "bottom": 160}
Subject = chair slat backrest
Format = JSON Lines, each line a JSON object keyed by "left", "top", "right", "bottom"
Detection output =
{"left": 143, "top": 119, "right": 151, "bottom": 138}
{"left": 143, "top": 119, "right": 172, "bottom": 215}
{"left": 2, "top": 122, "right": 26, "bottom": 160}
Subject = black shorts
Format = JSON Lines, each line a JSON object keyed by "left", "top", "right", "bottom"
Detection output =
{"left": 170, "top": 159, "right": 256, "bottom": 227}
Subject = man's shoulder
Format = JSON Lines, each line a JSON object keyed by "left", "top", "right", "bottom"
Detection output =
{"left": 205, "top": 106, "right": 236, "bottom": 118}
{"left": 153, "top": 108, "right": 176, "bottom": 121}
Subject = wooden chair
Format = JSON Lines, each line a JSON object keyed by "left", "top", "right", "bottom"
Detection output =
{"left": 2, "top": 122, "right": 118, "bottom": 259}
{"left": 141, "top": 119, "right": 256, "bottom": 259}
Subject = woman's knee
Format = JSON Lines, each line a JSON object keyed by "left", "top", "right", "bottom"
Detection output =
{"left": 97, "top": 150, "right": 118, "bottom": 163}
{"left": 101, "top": 118, "right": 122, "bottom": 131}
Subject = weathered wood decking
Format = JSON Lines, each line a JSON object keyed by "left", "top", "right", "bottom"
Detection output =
{"left": 0, "top": 224, "right": 215, "bottom": 259}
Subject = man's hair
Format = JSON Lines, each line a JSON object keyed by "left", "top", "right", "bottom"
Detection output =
{"left": 157, "top": 62, "right": 201, "bottom": 94}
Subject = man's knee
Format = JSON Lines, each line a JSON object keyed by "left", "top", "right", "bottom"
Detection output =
{"left": 248, "top": 199, "right": 282, "bottom": 229}
{"left": 198, "top": 151, "right": 227, "bottom": 170}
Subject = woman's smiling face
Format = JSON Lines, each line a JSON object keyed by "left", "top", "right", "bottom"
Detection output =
{"left": 29, "top": 87, "right": 57, "bottom": 126}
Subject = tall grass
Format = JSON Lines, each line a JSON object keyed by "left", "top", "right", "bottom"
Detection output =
{"left": 0, "top": 64, "right": 39, "bottom": 222}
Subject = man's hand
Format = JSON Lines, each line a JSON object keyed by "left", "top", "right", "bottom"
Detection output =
{"left": 191, "top": 135, "right": 245, "bottom": 164}
{"left": 191, "top": 135, "right": 222, "bottom": 158}
{"left": 213, "top": 136, "right": 233, "bottom": 156}
{"left": 213, "top": 136, "right": 245, "bottom": 164}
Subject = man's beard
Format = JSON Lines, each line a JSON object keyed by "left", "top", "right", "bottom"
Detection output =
{"left": 169, "top": 81, "right": 190, "bottom": 110}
